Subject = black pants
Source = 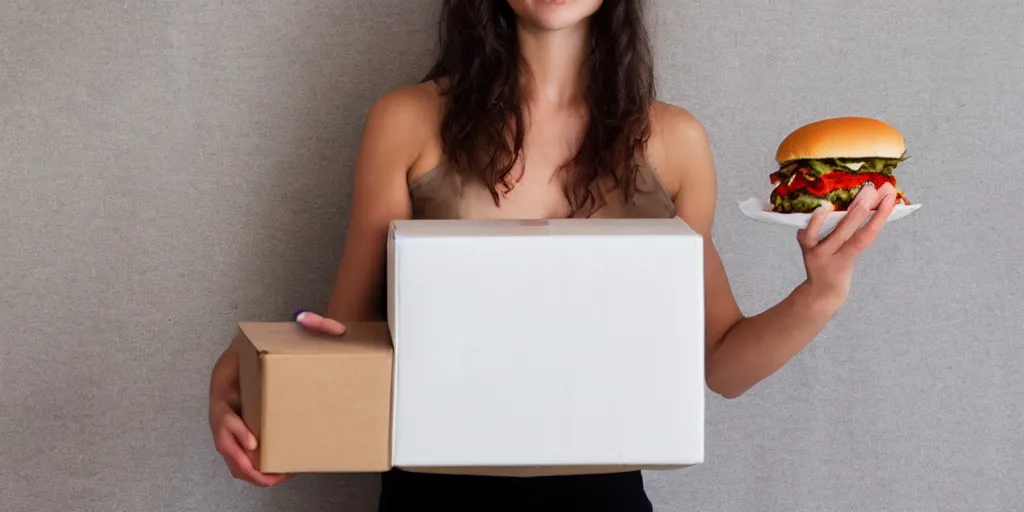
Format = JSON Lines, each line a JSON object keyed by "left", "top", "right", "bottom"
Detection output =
{"left": 378, "top": 468, "right": 653, "bottom": 512}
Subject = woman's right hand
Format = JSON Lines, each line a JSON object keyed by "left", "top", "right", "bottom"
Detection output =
{"left": 209, "top": 397, "right": 291, "bottom": 487}
{"left": 209, "top": 310, "right": 345, "bottom": 487}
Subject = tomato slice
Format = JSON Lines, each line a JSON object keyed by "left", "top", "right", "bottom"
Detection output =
{"left": 772, "top": 169, "right": 895, "bottom": 197}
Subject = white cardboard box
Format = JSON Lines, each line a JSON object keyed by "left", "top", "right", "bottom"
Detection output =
{"left": 387, "top": 217, "right": 705, "bottom": 475}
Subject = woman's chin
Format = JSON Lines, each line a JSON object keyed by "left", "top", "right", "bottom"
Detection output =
{"left": 508, "top": 0, "right": 602, "bottom": 30}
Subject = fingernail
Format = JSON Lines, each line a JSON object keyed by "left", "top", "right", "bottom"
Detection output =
{"left": 248, "top": 436, "right": 258, "bottom": 450}
{"left": 292, "top": 309, "right": 308, "bottom": 322}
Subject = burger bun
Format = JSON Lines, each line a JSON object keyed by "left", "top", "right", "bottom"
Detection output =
{"left": 775, "top": 117, "right": 906, "bottom": 164}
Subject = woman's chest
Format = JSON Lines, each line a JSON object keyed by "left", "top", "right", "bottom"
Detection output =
{"left": 410, "top": 111, "right": 677, "bottom": 221}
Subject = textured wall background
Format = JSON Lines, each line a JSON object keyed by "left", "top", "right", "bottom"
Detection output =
{"left": 2, "top": 0, "right": 1022, "bottom": 511}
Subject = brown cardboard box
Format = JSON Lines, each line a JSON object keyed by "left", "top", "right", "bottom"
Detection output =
{"left": 236, "top": 321, "right": 393, "bottom": 474}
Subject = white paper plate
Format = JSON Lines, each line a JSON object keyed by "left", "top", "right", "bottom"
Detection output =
{"left": 738, "top": 197, "right": 923, "bottom": 234}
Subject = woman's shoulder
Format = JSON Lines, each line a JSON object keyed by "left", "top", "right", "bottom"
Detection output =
{"left": 647, "top": 101, "right": 715, "bottom": 196}
{"left": 361, "top": 81, "right": 444, "bottom": 179}
{"left": 367, "top": 81, "right": 443, "bottom": 128}
{"left": 651, "top": 101, "right": 705, "bottom": 133}
{"left": 648, "top": 101, "right": 710, "bottom": 164}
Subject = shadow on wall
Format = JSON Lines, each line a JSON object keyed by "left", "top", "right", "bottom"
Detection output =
{"left": 231, "top": 4, "right": 437, "bottom": 512}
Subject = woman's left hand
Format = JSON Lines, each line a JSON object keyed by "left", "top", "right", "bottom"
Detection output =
{"left": 796, "top": 182, "right": 899, "bottom": 313}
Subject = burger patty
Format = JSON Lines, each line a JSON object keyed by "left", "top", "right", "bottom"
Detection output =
{"left": 769, "top": 158, "right": 909, "bottom": 213}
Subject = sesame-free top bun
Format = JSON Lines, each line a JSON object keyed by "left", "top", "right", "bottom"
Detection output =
{"left": 775, "top": 117, "right": 906, "bottom": 164}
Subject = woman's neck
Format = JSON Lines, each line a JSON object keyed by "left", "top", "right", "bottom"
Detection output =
{"left": 517, "top": 21, "right": 590, "bottom": 108}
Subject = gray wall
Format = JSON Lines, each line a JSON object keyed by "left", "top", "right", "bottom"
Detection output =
{"left": 2, "top": 0, "right": 1021, "bottom": 511}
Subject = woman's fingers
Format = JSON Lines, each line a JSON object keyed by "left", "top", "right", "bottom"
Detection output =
{"left": 817, "top": 185, "right": 880, "bottom": 254}
{"left": 226, "top": 451, "right": 289, "bottom": 487}
{"left": 798, "top": 201, "right": 833, "bottom": 250}
{"left": 876, "top": 181, "right": 897, "bottom": 196}
{"left": 222, "top": 412, "right": 257, "bottom": 451}
{"left": 294, "top": 310, "right": 346, "bottom": 335}
{"left": 837, "top": 189, "right": 897, "bottom": 259}
{"left": 215, "top": 426, "right": 263, "bottom": 484}
{"left": 216, "top": 420, "right": 289, "bottom": 487}
{"left": 237, "top": 452, "right": 292, "bottom": 487}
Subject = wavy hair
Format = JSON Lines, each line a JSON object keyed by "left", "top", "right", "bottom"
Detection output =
{"left": 422, "top": 0, "right": 655, "bottom": 217}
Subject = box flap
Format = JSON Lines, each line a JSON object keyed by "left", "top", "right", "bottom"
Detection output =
{"left": 237, "top": 322, "right": 392, "bottom": 355}
{"left": 389, "top": 217, "right": 699, "bottom": 238}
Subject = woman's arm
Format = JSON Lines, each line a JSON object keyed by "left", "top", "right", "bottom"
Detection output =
{"left": 324, "top": 85, "right": 438, "bottom": 322}
{"left": 210, "top": 83, "right": 431, "bottom": 379}
{"left": 656, "top": 105, "right": 897, "bottom": 399}
{"left": 207, "top": 85, "right": 435, "bottom": 485}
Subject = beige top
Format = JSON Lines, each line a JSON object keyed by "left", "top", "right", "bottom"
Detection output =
{"left": 409, "top": 164, "right": 677, "bottom": 220}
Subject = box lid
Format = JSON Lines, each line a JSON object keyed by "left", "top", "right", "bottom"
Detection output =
{"left": 237, "top": 322, "right": 392, "bottom": 355}
{"left": 389, "top": 217, "right": 698, "bottom": 239}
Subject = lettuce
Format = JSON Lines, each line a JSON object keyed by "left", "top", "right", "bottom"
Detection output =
{"left": 771, "top": 188, "right": 862, "bottom": 213}
{"left": 779, "top": 156, "right": 907, "bottom": 177}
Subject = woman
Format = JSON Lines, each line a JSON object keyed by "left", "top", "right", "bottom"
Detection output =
{"left": 209, "top": 0, "right": 898, "bottom": 509}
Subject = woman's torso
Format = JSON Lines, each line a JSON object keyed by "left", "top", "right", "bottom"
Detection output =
{"left": 378, "top": 82, "right": 674, "bottom": 512}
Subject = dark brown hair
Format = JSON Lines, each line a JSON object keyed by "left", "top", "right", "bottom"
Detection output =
{"left": 422, "top": 0, "right": 655, "bottom": 217}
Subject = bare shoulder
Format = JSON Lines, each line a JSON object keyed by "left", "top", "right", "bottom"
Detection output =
{"left": 360, "top": 81, "right": 443, "bottom": 178}
{"left": 365, "top": 82, "right": 441, "bottom": 141}
{"left": 649, "top": 101, "right": 714, "bottom": 181}
{"left": 648, "top": 101, "right": 718, "bottom": 231}
{"left": 651, "top": 101, "right": 706, "bottom": 137}
{"left": 370, "top": 81, "right": 441, "bottom": 119}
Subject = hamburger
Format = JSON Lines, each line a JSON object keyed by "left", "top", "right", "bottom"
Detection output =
{"left": 769, "top": 117, "right": 911, "bottom": 213}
